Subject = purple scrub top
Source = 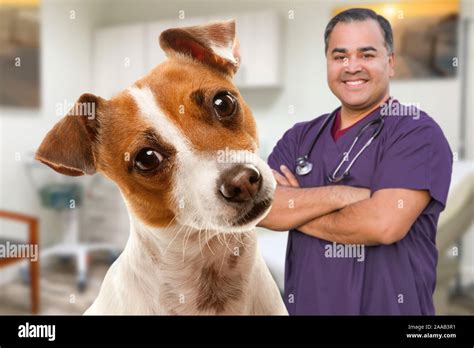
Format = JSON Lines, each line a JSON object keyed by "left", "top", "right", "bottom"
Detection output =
{"left": 267, "top": 100, "right": 453, "bottom": 315}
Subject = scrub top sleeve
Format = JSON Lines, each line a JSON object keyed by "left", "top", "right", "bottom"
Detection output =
{"left": 267, "top": 124, "right": 301, "bottom": 174}
{"left": 371, "top": 121, "right": 453, "bottom": 212}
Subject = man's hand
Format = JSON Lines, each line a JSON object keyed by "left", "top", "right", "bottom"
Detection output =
{"left": 272, "top": 165, "right": 300, "bottom": 188}
{"left": 258, "top": 165, "right": 370, "bottom": 231}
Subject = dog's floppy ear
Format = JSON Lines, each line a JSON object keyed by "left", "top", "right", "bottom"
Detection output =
{"left": 35, "top": 93, "right": 104, "bottom": 176}
{"left": 159, "top": 19, "right": 241, "bottom": 76}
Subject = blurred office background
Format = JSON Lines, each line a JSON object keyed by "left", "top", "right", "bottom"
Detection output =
{"left": 0, "top": 0, "right": 473, "bottom": 314}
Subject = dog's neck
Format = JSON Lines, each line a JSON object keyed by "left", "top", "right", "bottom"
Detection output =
{"left": 121, "top": 216, "right": 258, "bottom": 314}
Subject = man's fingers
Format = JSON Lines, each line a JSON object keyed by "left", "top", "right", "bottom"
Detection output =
{"left": 280, "top": 165, "right": 300, "bottom": 187}
{"left": 273, "top": 170, "right": 290, "bottom": 186}
{"left": 272, "top": 170, "right": 290, "bottom": 186}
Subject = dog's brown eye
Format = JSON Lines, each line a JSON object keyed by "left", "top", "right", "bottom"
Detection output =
{"left": 213, "top": 92, "right": 237, "bottom": 119}
{"left": 134, "top": 148, "right": 163, "bottom": 172}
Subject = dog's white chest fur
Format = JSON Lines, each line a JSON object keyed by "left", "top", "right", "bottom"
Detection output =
{"left": 84, "top": 219, "right": 287, "bottom": 315}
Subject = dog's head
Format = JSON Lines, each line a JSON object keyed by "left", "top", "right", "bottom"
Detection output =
{"left": 36, "top": 20, "right": 275, "bottom": 233}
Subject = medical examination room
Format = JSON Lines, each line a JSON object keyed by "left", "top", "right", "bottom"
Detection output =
{"left": 0, "top": 0, "right": 473, "bottom": 316}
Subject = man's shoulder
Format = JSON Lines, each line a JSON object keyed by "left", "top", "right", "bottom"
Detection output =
{"left": 381, "top": 101, "right": 446, "bottom": 138}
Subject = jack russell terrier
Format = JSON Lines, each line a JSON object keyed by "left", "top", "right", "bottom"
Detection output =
{"left": 36, "top": 19, "right": 288, "bottom": 315}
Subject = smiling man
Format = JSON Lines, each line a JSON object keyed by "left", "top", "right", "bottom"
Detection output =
{"left": 258, "top": 8, "right": 453, "bottom": 315}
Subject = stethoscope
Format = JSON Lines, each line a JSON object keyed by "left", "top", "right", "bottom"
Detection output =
{"left": 295, "top": 103, "right": 387, "bottom": 182}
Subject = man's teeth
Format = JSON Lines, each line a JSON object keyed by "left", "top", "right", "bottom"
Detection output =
{"left": 345, "top": 80, "right": 366, "bottom": 85}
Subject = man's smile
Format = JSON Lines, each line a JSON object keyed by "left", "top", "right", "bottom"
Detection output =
{"left": 342, "top": 79, "right": 369, "bottom": 88}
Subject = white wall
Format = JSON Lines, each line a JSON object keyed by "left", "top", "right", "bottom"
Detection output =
{"left": 0, "top": 0, "right": 470, "bottom": 252}
{"left": 0, "top": 0, "right": 102, "bottom": 246}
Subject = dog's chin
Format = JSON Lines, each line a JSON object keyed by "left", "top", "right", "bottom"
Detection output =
{"left": 200, "top": 197, "right": 272, "bottom": 233}
{"left": 231, "top": 197, "right": 273, "bottom": 228}
{"left": 177, "top": 197, "right": 273, "bottom": 233}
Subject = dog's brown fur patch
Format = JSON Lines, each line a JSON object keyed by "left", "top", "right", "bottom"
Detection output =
{"left": 95, "top": 92, "right": 177, "bottom": 227}
{"left": 196, "top": 265, "right": 243, "bottom": 313}
{"left": 137, "top": 58, "right": 258, "bottom": 153}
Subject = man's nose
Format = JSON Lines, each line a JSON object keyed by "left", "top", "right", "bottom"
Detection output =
{"left": 218, "top": 165, "right": 262, "bottom": 203}
{"left": 344, "top": 57, "right": 363, "bottom": 73}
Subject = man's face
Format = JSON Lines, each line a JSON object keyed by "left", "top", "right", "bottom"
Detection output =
{"left": 326, "top": 19, "right": 395, "bottom": 110}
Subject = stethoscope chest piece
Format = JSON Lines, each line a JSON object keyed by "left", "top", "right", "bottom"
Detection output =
{"left": 295, "top": 156, "right": 313, "bottom": 176}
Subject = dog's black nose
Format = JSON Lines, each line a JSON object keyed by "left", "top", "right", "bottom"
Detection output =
{"left": 219, "top": 165, "right": 262, "bottom": 203}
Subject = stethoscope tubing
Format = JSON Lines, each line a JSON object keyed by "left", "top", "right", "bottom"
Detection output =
{"left": 295, "top": 104, "right": 386, "bottom": 180}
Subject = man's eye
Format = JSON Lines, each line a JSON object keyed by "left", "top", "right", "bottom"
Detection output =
{"left": 212, "top": 91, "right": 237, "bottom": 119}
{"left": 335, "top": 56, "right": 346, "bottom": 60}
{"left": 134, "top": 148, "right": 163, "bottom": 172}
{"left": 363, "top": 54, "right": 375, "bottom": 59}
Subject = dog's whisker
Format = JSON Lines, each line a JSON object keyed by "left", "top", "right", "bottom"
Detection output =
{"left": 218, "top": 212, "right": 251, "bottom": 252}
{"left": 163, "top": 214, "right": 178, "bottom": 230}
{"left": 235, "top": 231, "right": 250, "bottom": 249}
{"left": 223, "top": 232, "right": 228, "bottom": 248}
{"left": 182, "top": 226, "right": 193, "bottom": 262}
{"left": 179, "top": 214, "right": 199, "bottom": 261}
{"left": 210, "top": 208, "right": 225, "bottom": 246}
{"left": 181, "top": 228, "right": 188, "bottom": 262}
{"left": 228, "top": 229, "right": 249, "bottom": 252}
{"left": 239, "top": 232, "right": 251, "bottom": 252}
{"left": 197, "top": 220, "right": 205, "bottom": 259}
{"left": 217, "top": 238, "right": 228, "bottom": 276}
{"left": 217, "top": 233, "right": 224, "bottom": 245}
{"left": 215, "top": 229, "right": 233, "bottom": 255}
{"left": 208, "top": 205, "right": 224, "bottom": 253}
{"left": 231, "top": 232, "right": 239, "bottom": 247}
{"left": 208, "top": 232, "right": 218, "bottom": 254}
{"left": 236, "top": 232, "right": 245, "bottom": 244}
{"left": 204, "top": 222, "right": 215, "bottom": 255}
{"left": 164, "top": 220, "right": 189, "bottom": 256}
{"left": 206, "top": 230, "right": 216, "bottom": 255}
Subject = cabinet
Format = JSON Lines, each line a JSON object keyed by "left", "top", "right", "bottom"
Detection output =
{"left": 93, "top": 11, "right": 282, "bottom": 98}
{"left": 234, "top": 11, "right": 282, "bottom": 87}
{"left": 92, "top": 23, "right": 146, "bottom": 98}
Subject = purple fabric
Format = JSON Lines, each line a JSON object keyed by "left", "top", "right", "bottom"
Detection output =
{"left": 267, "top": 101, "right": 453, "bottom": 315}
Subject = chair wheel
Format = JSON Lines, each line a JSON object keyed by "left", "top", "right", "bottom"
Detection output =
{"left": 59, "top": 255, "right": 71, "bottom": 264}
{"left": 20, "top": 267, "right": 30, "bottom": 285}
{"left": 78, "top": 278, "right": 87, "bottom": 292}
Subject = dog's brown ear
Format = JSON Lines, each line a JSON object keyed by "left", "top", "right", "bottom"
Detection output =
{"left": 35, "top": 93, "right": 104, "bottom": 176}
{"left": 159, "top": 19, "right": 241, "bottom": 76}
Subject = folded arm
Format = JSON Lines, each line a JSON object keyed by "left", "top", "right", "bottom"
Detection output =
{"left": 297, "top": 188, "right": 431, "bottom": 245}
{"left": 258, "top": 166, "right": 370, "bottom": 231}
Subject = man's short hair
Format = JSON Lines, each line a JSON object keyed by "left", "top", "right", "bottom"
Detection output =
{"left": 324, "top": 8, "right": 394, "bottom": 54}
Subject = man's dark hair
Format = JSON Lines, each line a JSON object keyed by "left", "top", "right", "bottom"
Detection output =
{"left": 324, "top": 8, "right": 394, "bottom": 54}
